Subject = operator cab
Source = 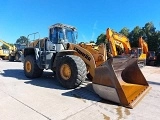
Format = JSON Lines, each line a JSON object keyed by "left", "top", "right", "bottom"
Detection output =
{"left": 147, "top": 51, "right": 156, "bottom": 60}
{"left": 131, "top": 48, "right": 142, "bottom": 58}
{"left": 49, "top": 23, "right": 77, "bottom": 43}
{"left": 47, "top": 23, "right": 77, "bottom": 52}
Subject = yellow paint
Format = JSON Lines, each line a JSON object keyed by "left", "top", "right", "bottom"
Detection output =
{"left": 25, "top": 61, "right": 32, "bottom": 72}
{"left": 60, "top": 64, "right": 71, "bottom": 80}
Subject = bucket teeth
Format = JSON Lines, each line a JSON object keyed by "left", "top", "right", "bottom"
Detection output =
{"left": 93, "top": 56, "right": 151, "bottom": 108}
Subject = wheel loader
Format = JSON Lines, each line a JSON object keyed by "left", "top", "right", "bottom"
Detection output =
{"left": 23, "top": 23, "right": 151, "bottom": 108}
{"left": 0, "top": 39, "right": 15, "bottom": 60}
{"left": 9, "top": 43, "right": 27, "bottom": 61}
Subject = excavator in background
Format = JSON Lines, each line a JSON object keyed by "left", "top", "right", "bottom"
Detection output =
{"left": 0, "top": 39, "right": 27, "bottom": 61}
{"left": 23, "top": 23, "right": 151, "bottom": 108}
{"left": 0, "top": 46, "right": 9, "bottom": 60}
{"left": 114, "top": 41, "right": 124, "bottom": 55}
{"left": 106, "top": 28, "right": 131, "bottom": 56}
{"left": 106, "top": 28, "right": 146, "bottom": 67}
{"left": 0, "top": 40, "right": 15, "bottom": 60}
{"left": 139, "top": 37, "right": 157, "bottom": 66}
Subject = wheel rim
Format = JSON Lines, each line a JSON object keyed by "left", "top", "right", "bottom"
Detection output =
{"left": 25, "top": 61, "right": 32, "bottom": 72}
{"left": 60, "top": 64, "right": 71, "bottom": 80}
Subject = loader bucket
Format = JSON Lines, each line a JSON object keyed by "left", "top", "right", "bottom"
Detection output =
{"left": 92, "top": 56, "right": 151, "bottom": 108}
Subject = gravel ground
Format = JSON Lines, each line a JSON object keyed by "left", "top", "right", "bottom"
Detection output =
{"left": 0, "top": 60, "right": 160, "bottom": 120}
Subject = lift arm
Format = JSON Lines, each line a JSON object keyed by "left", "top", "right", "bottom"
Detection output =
{"left": 138, "top": 37, "right": 148, "bottom": 54}
{"left": 0, "top": 39, "right": 15, "bottom": 51}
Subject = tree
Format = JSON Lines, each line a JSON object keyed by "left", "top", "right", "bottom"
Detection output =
{"left": 119, "top": 27, "right": 130, "bottom": 37}
{"left": 147, "top": 31, "right": 160, "bottom": 51}
{"left": 129, "top": 26, "right": 143, "bottom": 47}
{"left": 16, "top": 36, "right": 29, "bottom": 45}
{"left": 142, "top": 22, "right": 156, "bottom": 37}
{"left": 96, "top": 33, "right": 106, "bottom": 45}
{"left": 142, "top": 22, "right": 157, "bottom": 51}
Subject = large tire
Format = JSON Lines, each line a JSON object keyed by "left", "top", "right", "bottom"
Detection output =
{"left": 9, "top": 54, "right": 14, "bottom": 61}
{"left": 15, "top": 53, "right": 20, "bottom": 61}
{"left": 24, "top": 55, "right": 43, "bottom": 78}
{"left": 56, "top": 55, "right": 87, "bottom": 89}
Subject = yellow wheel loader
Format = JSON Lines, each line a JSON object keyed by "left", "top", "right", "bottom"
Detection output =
{"left": 0, "top": 40, "right": 15, "bottom": 60}
{"left": 0, "top": 47, "right": 10, "bottom": 60}
{"left": 23, "top": 23, "right": 151, "bottom": 108}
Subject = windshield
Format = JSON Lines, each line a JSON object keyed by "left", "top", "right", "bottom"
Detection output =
{"left": 65, "top": 29, "right": 76, "bottom": 43}
{"left": 131, "top": 48, "right": 142, "bottom": 57}
{"left": 59, "top": 29, "right": 64, "bottom": 40}
{"left": 50, "top": 27, "right": 77, "bottom": 44}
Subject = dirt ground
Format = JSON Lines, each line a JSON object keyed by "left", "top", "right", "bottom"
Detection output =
{"left": 0, "top": 60, "right": 160, "bottom": 120}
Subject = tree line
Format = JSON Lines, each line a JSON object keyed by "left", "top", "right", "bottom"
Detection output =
{"left": 96, "top": 22, "right": 160, "bottom": 52}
